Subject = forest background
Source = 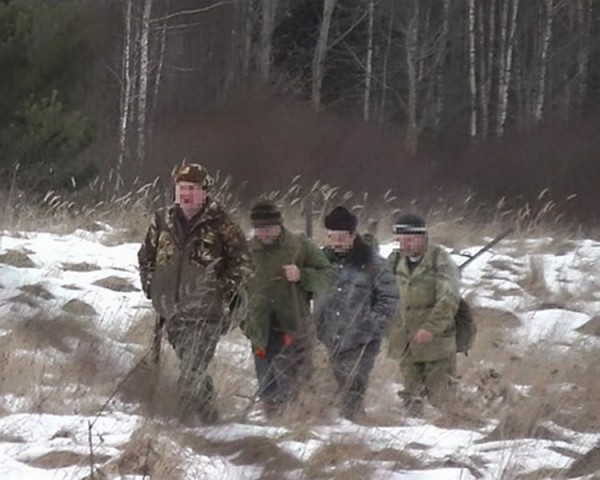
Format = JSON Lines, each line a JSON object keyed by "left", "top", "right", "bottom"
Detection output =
{"left": 1, "top": 0, "right": 599, "bottom": 226}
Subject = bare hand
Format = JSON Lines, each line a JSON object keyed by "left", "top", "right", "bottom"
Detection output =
{"left": 283, "top": 264, "right": 301, "bottom": 283}
{"left": 413, "top": 328, "right": 434, "bottom": 343}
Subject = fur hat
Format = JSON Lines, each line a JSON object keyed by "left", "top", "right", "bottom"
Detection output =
{"left": 174, "top": 163, "right": 214, "bottom": 190}
{"left": 324, "top": 206, "right": 357, "bottom": 233}
{"left": 393, "top": 213, "right": 427, "bottom": 234}
{"left": 250, "top": 201, "right": 282, "bottom": 227}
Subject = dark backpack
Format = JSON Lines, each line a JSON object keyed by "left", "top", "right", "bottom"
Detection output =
{"left": 392, "top": 248, "right": 477, "bottom": 355}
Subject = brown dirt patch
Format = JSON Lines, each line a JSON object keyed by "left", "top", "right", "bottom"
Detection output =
{"left": 20, "top": 284, "right": 55, "bottom": 300}
{"left": 0, "top": 250, "right": 36, "bottom": 268}
{"left": 26, "top": 451, "right": 111, "bottom": 468}
{"left": 577, "top": 316, "right": 600, "bottom": 336}
{"left": 567, "top": 444, "right": 600, "bottom": 478}
{"left": 61, "top": 262, "right": 100, "bottom": 272}
{"left": 62, "top": 299, "right": 96, "bottom": 316}
{"left": 93, "top": 276, "right": 138, "bottom": 292}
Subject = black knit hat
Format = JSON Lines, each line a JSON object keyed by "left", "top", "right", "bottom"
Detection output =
{"left": 324, "top": 206, "right": 358, "bottom": 233}
{"left": 250, "top": 201, "right": 282, "bottom": 227}
{"left": 393, "top": 213, "right": 427, "bottom": 234}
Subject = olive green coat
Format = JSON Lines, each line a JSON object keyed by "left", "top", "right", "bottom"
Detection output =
{"left": 243, "top": 228, "right": 334, "bottom": 349}
{"left": 387, "top": 244, "right": 460, "bottom": 363}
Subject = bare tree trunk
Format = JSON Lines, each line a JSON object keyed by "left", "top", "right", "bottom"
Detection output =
{"left": 467, "top": 0, "right": 478, "bottom": 140}
{"left": 242, "top": 0, "right": 255, "bottom": 80}
{"left": 117, "top": 0, "right": 134, "bottom": 189}
{"left": 497, "top": 0, "right": 519, "bottom": 133}
{"left": 312, "top": 0, "right": 336, "bottom": 109}
{"left": 379, "top": 4, "right": 394, "bottom": 123}
{"left": 575, "top": 0, "right": 592, "bottom": 114}
{"left": 534, "top": 0, "right": 553, "bottom": 122}
{"left": 258, "top": 0, "right": 278, "bottom": 85}
{"left": 494, "top": 0, "right": 508, "bottom": 137}
{"left": 137, "top": 0, "right": 153, "bottom": 164}
{"left": 405, "top": 1, "right": 419, "bottom": 154}
{"left": 363, "top": 0, "right": 375, "bottom": 121}
{"left": 433, "top": 0, "right": 450, "bottom": 133}
{"left": 150, "top": 0, "right": 168, "bottom": 134}
{"left": 477, "top": 0, "right": 495, "bottom": 139}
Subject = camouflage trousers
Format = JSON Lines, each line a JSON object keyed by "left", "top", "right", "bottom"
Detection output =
{"left": 400, "top": 353, "right": 457, "bottom": 407}
{"left": 330, "top": 341, "right": 381, "bottom": 420}
{"left": 166, "top": 317, "right": 223, "bottom": 418}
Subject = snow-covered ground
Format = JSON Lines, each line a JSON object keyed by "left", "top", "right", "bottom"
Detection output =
{"left": 0, "top": 226, "right": 598, "bottom": 479}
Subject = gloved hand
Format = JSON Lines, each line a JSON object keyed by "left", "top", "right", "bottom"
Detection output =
{"left": 255, "top": 347, "right": 267, "bottom": 359}
{"left": 282, "top": 333, "right": 293, "bottom": 348}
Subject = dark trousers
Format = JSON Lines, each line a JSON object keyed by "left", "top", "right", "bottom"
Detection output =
{"left": 166, "top": 317, "right": 222, "bottom": 412}
{"left": 254, "top": 328, "right": 312, "bottom": 406}
{"left": 330, "top": 341, "right": 381, "bottom": 418}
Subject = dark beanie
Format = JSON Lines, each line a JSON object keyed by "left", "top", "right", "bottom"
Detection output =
{"left": 393, "top": 213, "right": 427, "bottom": 234}
{"left": 250, "top": 201, "right": 282, "bottom": 227}
{"left": 324, "top": 206, "right": 358, "bottom": 232}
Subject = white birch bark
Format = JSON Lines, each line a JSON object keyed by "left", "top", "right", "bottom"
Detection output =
{"left": 467, "top": 0, "right": 478, "bottom": 140}
{"left": 534, "top": 0, "right": 553, "bottom": 122}
{"left": 312, "top": 0, "right": 336, "bottom": 109}
{"left": 494, "top": 0, "right": 508, "bottom": 137}
{"left": 137, "top": 0, "right": 153, "bottom": 164}
{"left": 405, "top": 1, "right": 419, "bottom": 154}
{"left": 117, "top": 0, "right": 134, "bottom": 189}
{"left": 497, "top": 0, "right": 519, "bottom": 133}
{"left": 363, "top": 0, "right": 375, "bottom": 121}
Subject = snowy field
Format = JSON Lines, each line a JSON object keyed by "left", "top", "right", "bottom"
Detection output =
{"left": 0, "top": 225, "right": 598, "bottom": 479}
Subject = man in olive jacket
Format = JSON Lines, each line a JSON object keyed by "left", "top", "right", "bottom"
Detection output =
{"left": 138, "top": 163, "right": 250, "bottom": 422}
{"left": 315, "top": 207, "right": 398, "bottom": 420}
{"left": 242, "top": 201, "right": 334, "bottom": 415}
{"left": 387, "top": 213, "right": 460, "bottom": 414}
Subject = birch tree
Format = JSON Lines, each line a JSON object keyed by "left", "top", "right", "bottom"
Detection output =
{"left": 258, "top": 0, "right": 278, "bottom": 85}
{"left": 467, "top": 0, "right": 477, "bottom": 140}
{"left": 137, "top": 0, "right": 153, "bottom": 164}
{"left": 363, "top": 0, "right": 375, "bottom": 121}
{"left": 116, "top": 0, "right": 134, "bottom": 189}
{"left": 495, "top": 0, "right": 519, "bottom": 137}
{"left": 312, "top": 0, "right": 336, "bottom": 109}
{"left": 533, "top": 0, "right": 553, "bottom": 122}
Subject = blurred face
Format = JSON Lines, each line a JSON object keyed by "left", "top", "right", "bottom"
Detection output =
{"left": 254, "top": 224, "right": 282, "bottom": 245}
{"left": 397, "top": 233, "right": 428, "bottom": 258}
{"left": 327, "top": 230, "right": 356, "bottom": 254}
{"left": 175, "top": 181, "right": 208, "bottom": 215}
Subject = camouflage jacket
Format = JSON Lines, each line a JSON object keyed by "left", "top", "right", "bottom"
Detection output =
{"left": 314, "top": 236, "right": 399, "bottom": 353}
{"left": 137, "top": 200, "right": 250, "bottom": 323}
{"left": 387, "top": 244, "right": 460, "bottom": 362}
{"left": 242, "top": 228, "right": 335, "bottom": 349}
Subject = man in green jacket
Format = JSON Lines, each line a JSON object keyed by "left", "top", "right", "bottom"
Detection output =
{"left": 138, "top": 163, "right": 250, "bottom": 422}
{"left": 242, "top": 201, "right": 334, "bottom": 416}
{"left": 387, "top": 213, "right": 460, "bottom": 415}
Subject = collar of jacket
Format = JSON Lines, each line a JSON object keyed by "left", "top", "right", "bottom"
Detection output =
{"left": 167, "top": 199, "right": 224, "bottom": 232}
{"left": 323, "top": 235, "right": 372, "bottom": 268}
{"left": 250, "top": 226, "right": 289, "bottom": 251}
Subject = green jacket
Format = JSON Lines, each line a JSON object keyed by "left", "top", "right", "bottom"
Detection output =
{"left": 243, "top": 228, "right": 334, "bottom": 348}
{"left": 138, "top": 201, "right": 251, "bottom": 323}
{"left": 387, "top": 244, "right": 460, "bottom": 362}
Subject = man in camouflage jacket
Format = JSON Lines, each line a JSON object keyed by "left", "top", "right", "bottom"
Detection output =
{"left": 387, "top": 213, "right": 460, "bottom": 415}
{"left": 242, "top": 201, "right": 334, "bottom": 415}
{"left": 138, "top": 163, "right": 250, "bottom": 422}
{"left": 315, "top": 207, "right": 398, "bottom": 420}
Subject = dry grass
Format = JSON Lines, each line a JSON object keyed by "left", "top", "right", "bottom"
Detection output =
{"left": 0, "top": 180, "right": 598, "bottom": 478}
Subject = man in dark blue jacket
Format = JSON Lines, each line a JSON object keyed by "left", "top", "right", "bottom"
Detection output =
{"left": 315, "top": 207, "right": 399, "bottom": 420}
